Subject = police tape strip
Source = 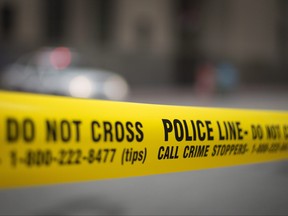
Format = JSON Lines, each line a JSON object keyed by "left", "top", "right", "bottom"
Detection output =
{"left": 0, "top": 91, "right": 288, "bottom": 189}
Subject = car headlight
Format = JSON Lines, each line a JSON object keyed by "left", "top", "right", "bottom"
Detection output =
{"left": 103, "top": 75, "right": 129, "bottom": 100}
{"left": 69, "top": 75, "right": 92, "bottom": 98}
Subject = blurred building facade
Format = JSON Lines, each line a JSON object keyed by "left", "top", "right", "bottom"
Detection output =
{"left": 0, "top": 0, "right": 287, "bottom": 87}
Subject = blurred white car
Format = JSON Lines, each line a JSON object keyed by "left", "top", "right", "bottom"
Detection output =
{"left": 0, "top": 47, "right": 129, "bottom": 100}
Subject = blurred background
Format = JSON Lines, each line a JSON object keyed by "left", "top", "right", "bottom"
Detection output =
{"left": 0, "top": 0, "right": 287, "bottom": 100}
{"left": 0, "top": 0, "right": 288, "bottom": 215}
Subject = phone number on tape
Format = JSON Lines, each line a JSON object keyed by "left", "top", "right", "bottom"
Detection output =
{"left": 9, "top": 148, "right": 117, "bottom": 167}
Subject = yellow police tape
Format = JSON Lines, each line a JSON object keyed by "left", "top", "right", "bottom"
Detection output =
{"left": 0, "top": 91, "right": 288, "bottom": 188}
